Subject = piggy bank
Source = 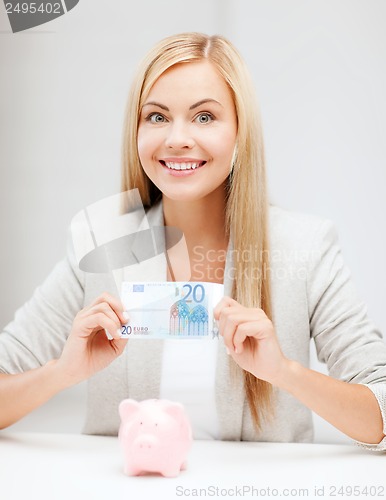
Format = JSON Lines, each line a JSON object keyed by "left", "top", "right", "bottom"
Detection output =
{"left": 118, "top": 398, "right": 193, "bottom": 477}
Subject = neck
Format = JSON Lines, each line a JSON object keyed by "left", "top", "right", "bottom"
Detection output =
{"left": 162, "top": 188, "right": 228, "bottom": 250}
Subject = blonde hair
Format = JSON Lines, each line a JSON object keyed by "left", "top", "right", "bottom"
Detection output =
{"left": 121, "top": 32, "right": 273, "bottom": 431}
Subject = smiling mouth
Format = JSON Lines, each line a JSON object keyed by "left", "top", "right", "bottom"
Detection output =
{"left": 159, "top": 160, "right": 207, "bottom": 171}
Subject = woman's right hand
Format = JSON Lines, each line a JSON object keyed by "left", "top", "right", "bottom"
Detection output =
{"left": 55, "top": 292, "right": 129, "bottom": 386}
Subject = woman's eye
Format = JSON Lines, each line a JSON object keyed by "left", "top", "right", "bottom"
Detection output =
{"left": 147, "top": 113, "right": 166, "bottom": 123}
{"left": 195, "top": 112, "right": 213, "bottom": 124}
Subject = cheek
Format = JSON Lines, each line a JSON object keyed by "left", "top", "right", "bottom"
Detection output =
{"left": 136, "top": 128, "right": 151, "bottom": 163}
{"left": 206, "top": 129, "right": 237, "bottom": 163}
{"left": 137, "top": 126, "right": 163, "bottom": 164}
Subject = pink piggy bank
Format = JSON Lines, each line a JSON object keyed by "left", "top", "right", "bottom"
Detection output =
{"left": 118, "top": 398, "right": 193, "bottom": 477}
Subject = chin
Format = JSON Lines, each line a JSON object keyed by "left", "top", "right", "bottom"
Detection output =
{"left": 161, "top": 183, "right": 227, "bottom": 203}
{"left": 162, "top": 191, "right": 205, "bottom": 203}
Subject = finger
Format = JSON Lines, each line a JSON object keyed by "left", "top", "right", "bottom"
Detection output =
{"left": 218, "top": 307, "right": 242, "bottom": 351}
{"left": 112, "top": 338, "right": 129, "bottom": 352}
{"left": 88, "top": 302, "right": 131, "bottom": 340}
{"left": 86, "top": 293, "right": 130, "bottom": 326}
{"left": 219, "top": 309, "right": 262, "bottom": 352}
{"left": 107, "top": 326, "right": 123, "bottom": 341}
{"left": 233, "top": 318, "right": 274, "bottom": 354}
{"left": 87, "top": 302, "right": 122, "bottom": 327}
{"left": 89, "top": 292, "right": 129, "bottom": 325}
{"left": 79, "top": 312, "right": 122, "bottom": 340}
{"left": 83, "top": 304, "right": 123, "bottom": 340}
{"left": 232, "top": 321, "right": 259, "bottom": 354}
{"left": 213, "top": 296, "right": 238, "bottom": 320}
{"left": 92, "top": 331, "right": 129, "bottom": 354}
{"left": 94, "top": 293, "right": 130, "bottom": 324}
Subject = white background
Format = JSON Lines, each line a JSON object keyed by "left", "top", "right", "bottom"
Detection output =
{"left": 0, "top": 0, "right": 385, "bottom": 443}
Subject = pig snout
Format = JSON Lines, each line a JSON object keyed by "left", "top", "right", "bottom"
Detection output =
{"left": 133, "top": 434, "right": 159, "bottom": 451}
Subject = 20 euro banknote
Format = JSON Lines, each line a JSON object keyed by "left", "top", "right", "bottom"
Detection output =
{"left": 120, "top": 281, "right": 224, "bottom": 339}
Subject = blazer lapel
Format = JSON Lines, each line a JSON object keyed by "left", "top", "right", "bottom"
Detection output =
{"left": 123, "top": 201, "right": 166, "bottom": 401}
{"left": 215, "top": 239, "right": 246, "bottom": 440}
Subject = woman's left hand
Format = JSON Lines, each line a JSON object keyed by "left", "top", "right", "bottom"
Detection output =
{"left": 214, "top": 296, "right": 289, "bottom": 385}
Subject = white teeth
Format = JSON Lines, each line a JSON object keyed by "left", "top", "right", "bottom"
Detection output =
{"left": 165, "top": 162, "right": 200, "bottom": 170}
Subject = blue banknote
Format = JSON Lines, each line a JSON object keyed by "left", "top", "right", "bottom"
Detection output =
{"left": 120, "top": 281, "right": 224, "bottom": 339}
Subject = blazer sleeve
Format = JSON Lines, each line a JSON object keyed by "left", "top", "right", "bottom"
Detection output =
{"left": 0, "top": 235, "right": 85, "bottom": 374}
{"left": 307, "top": 219, "right": 386, "bottom": 451}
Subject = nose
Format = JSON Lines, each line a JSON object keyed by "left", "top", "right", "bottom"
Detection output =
{"left": 164, "top": 121, "right": 195, "bottom": 149}
{"left": 133, "top": 434, "right": 158, "bottom": 451}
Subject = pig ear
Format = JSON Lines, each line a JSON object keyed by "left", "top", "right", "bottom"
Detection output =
{"left": 119, "top": 399, "right": 140, "bottom": 421}
{"left": 163, "top": 402, "right": 185, "bottom": 420}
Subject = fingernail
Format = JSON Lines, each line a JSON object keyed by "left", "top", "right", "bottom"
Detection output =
{"left": 225, "top": 346, "right": 230, "bottom": 355}
{"left": 123, "top": 312, "right": 130, "bottom": 322}
{"left": 105, "top": 329, "right": 113, "bottom": 340}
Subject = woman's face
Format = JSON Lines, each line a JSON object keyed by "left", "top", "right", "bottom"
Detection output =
{"left": 137, "top": 60, "right": 238, "bottom": 203}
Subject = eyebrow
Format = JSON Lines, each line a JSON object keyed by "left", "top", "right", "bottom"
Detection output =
{"left": 142, "top": 98, "right": 223, "bottom": 111}
{"left": 190, "top": 99, "right": 223, "bottom": 110}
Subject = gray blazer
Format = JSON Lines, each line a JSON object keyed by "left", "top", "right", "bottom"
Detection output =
{"left": 1, "top": 202, "right": 386, "bottom": 444}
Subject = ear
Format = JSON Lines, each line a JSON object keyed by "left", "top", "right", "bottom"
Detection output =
{"left": 163, "top": 402, "right": 185, "bottom": 421}
{"left": 119, "top": 399, "right": 140, "bottom": 421}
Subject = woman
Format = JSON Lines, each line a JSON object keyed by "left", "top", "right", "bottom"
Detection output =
{"left": 0, "top": 33, "right": 385, "bottom": 449}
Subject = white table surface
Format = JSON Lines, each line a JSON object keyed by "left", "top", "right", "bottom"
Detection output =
{"left": 0, "top": 432, "right": 385, "bottom": 500}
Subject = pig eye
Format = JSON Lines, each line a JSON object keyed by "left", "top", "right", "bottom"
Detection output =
{"left": 139, "top": 422, "right": 143, "bottom": 425}
{"left": 155, "top": 423, "right": 158, "bottom": 427}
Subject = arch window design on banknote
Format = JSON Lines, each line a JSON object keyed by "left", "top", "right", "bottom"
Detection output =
{"left": 188, "top": 305, "right": 208, "bottom": 336}
{"left": 170, "top": 301, "right": 209, "bottom": 336}
{"left": 170, "top": 300, "right": 190, "bottom": 336}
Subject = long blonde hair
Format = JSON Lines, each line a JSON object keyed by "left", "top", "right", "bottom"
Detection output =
{"left": 121, "top": 32, "right": 273, "bottom": 431}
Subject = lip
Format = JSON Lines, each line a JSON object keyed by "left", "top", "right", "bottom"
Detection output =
{"left": 159, "top": 158, "right": 207, "bottom": 177}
